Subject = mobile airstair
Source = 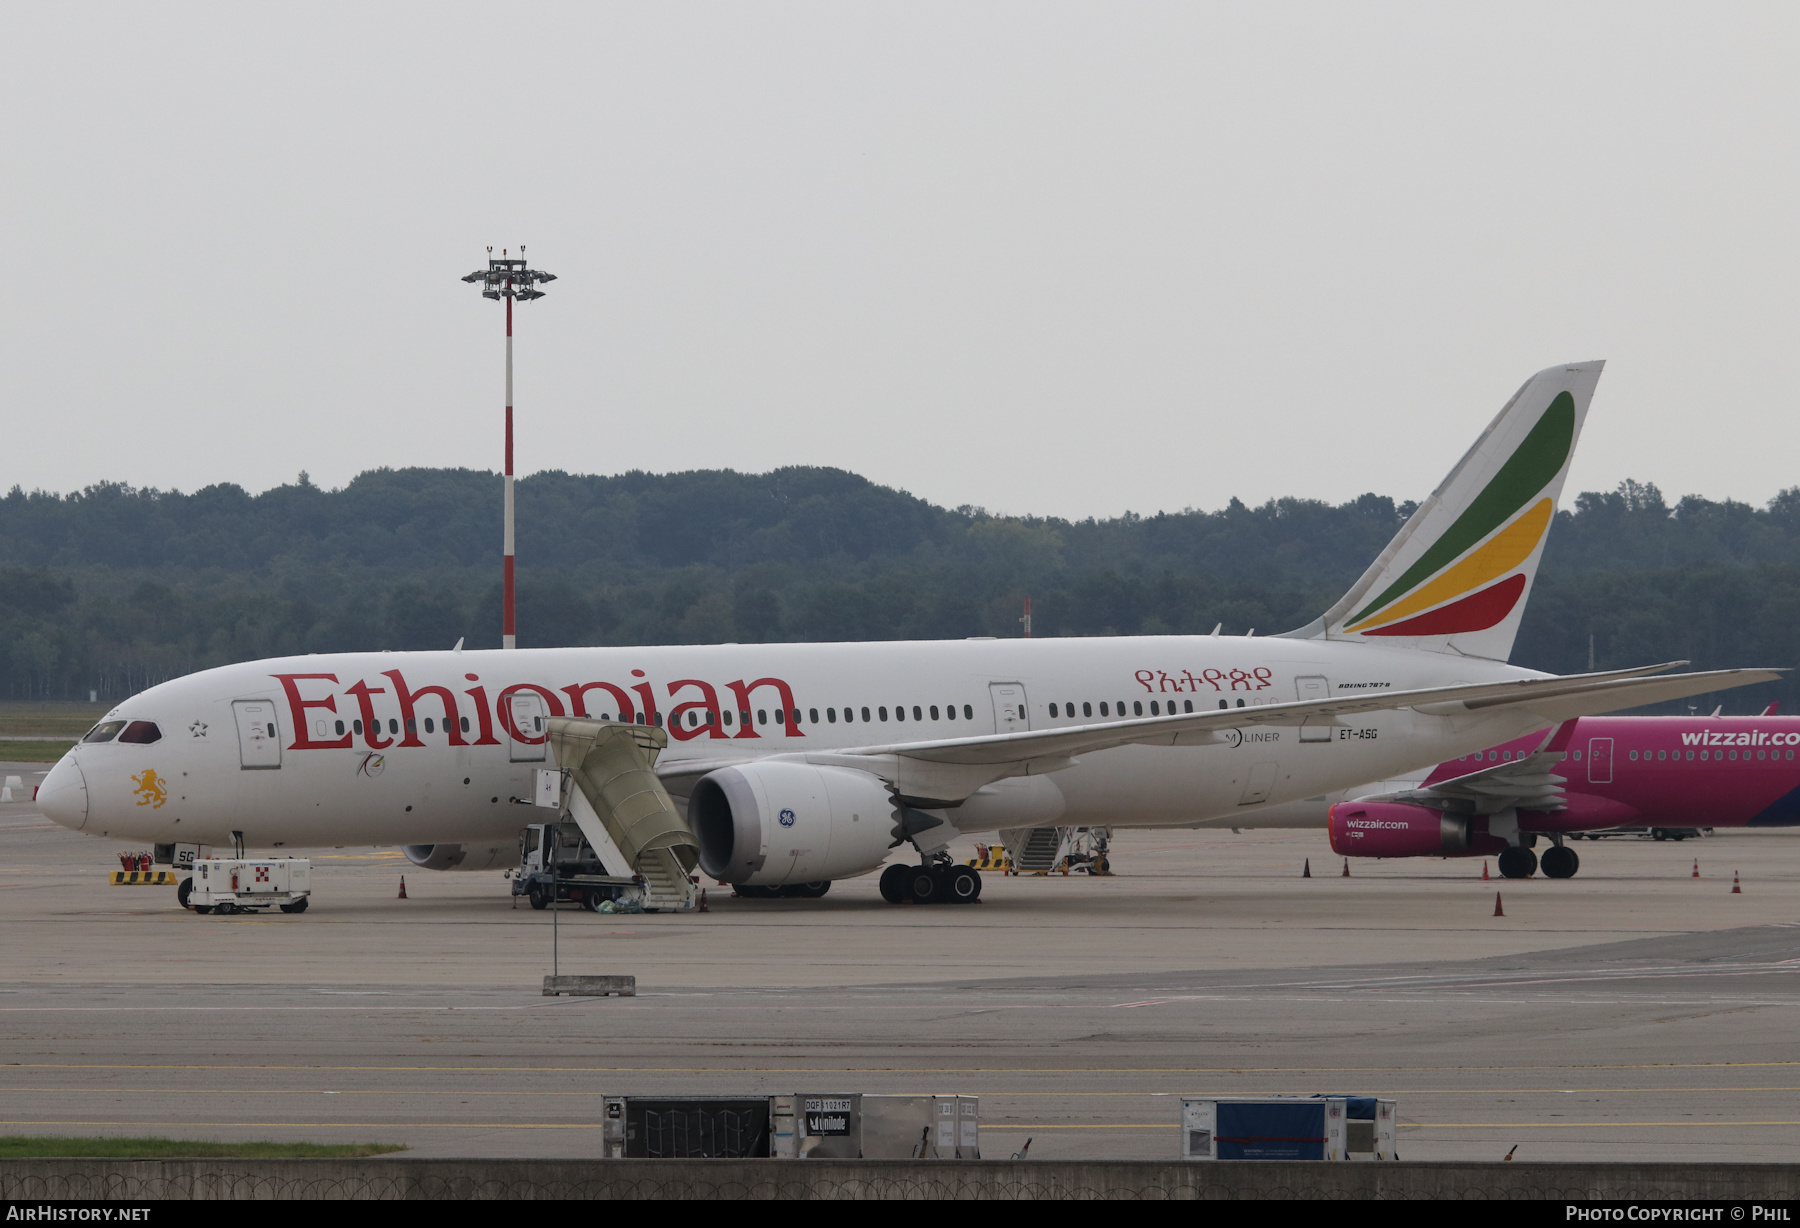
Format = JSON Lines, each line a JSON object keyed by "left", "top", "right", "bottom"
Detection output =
{"left": 542, "top": 718, "right": 701, "bottom": 912}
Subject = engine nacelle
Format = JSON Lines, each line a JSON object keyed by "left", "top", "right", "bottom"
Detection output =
{"left": 690, "top": 761, "right": 897, "bottom": 886}
{"left": 1329, "top": 802, "right": 1474, "bottom": 858}
{"left": 403, "top": 843, "right": 515, "bottom": 872}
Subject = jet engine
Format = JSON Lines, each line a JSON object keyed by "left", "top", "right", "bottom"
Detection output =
{"left": 1328, "top": 802, "right": 1477, "bottom": 858}
{"left": 690, "top": 761, "right": 898, "bottom": 886}
{"left": 402, "top": 843, "right": 515, "bottom": 872}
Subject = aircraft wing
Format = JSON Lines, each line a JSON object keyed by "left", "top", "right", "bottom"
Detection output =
{"left": 1363, "top": 751, "right": 1569, "bottom": 814}
{"left": 825, "top": 664, "right": 1780, "bottom": 767}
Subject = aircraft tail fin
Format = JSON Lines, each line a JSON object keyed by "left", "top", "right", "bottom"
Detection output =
{"left": 1281, "top": 361, "right": 1604, "bottom": 661}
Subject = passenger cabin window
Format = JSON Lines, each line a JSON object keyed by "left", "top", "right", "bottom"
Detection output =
{"left": 335, "top": 720, "right": 346, "bottom": 735}
{"left": 962, "top": 705, "right": 972, "bottom": 720}
{"left": 895, "top": 706, "right": 905, "bottom": 722}
{"left": 83, "top": 720, "right": 127, "bottom": 744}
{"left": 930, "top": 706, "right": 940, "bottom": 720}
{"left": 912, "top": 706, "right": 922, "bottom": 721}
{"left": 758, "top": 710, "right": 768, "bottom": 725}
{"left": 118, "top": 721, "right": 162, "bottom": 744}
{"left": 827, "top": 708, "right": 838, "bottom": 723}
{"left": 879, "top": 707, "right": 889, "bottom": 721}
{"left": 1099, "top": 702, "right": 1109, "bottom": 716}
{"left": 1083, "top": 702, "right": 1093, "bottom": 717}
{"left": 862, "top": 707, "right": 872, "bottom": 722}
{"left": 945, "top": 705, "right": 955, "bottom": 721}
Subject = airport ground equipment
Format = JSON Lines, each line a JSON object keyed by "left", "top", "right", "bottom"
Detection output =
{"left": 1181, "top": 1096, "right": 1395, "bottom": 1161}
{"left": 798, "top": 1095, "right": 979, "bottom": 1160}
{"left": 183, "top": 857, "right": 310, "bottom": 915}
{"left": 151, "top": 842, "right": 213, "bottom": 872}
{"left": 965, "top": 842, "right": 1012, "bottom": 872}
{"left": 599, "top": 1094, "right": 979, "bottom": 1160}
{"left": 1001, "top": 825, "right": 1113, "bottom": 875}
{"left": 109, "top": 869, "right": 181, "bottom": 886}
{"left": 534, "top": 718, "right": 699, "bottom": 913}
{"left": 511, "top": 821, "right": 644, "bottom": 912}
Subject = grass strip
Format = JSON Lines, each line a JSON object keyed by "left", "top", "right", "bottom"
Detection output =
{"left": 0, "top": 740, "right": 79, "bottom": 763}
{"left": 0, "top": 1137, "right": 407, "bottom": 1159}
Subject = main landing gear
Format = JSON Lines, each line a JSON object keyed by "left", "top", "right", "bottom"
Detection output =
{"left": 732, "top": 882, "right": 832, "bottom": 899}
{"left": 1497, "top": 846, "right": 1537, "bottom": 879}
{"left": 1539, "top": 845, "right": 1580, "bottom": 879}
{"left": 1497, "top": 844, "right": 1582, "bottom": 879}
{"left": 879, "top": 862, "right": 982, "bottom": 905}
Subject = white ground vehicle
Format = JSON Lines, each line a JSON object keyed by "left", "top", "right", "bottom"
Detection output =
{"left": 182, "top": 857, "right": 311, "bottom": 915}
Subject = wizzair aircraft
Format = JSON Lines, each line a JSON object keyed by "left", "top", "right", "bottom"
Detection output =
{"left": 34, "top": 361, "right": 1779, "bottom": 906}
{"left": 1325, "top": 711, "right": 1800, "bottom": 880}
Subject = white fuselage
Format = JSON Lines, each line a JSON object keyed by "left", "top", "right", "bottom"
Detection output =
{"left": 41, "top": 635, "right": 1555, "bottom": 852}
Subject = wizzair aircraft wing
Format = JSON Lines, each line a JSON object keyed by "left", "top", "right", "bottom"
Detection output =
{"left": 658, "top": 664, "right": 1780, "bottom": 803}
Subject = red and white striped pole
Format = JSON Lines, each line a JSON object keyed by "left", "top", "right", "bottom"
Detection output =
{"left": 503, "top": 283, "right": 515, "bottom": 650}
{"left": 463, "top": 249, "right": 552, "bottom": 652}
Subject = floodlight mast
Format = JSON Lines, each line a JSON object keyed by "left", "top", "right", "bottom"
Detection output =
{"left": 462, "top": 247, "right": 556, "bottom": 649}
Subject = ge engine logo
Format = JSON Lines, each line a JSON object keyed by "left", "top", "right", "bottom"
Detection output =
{"left": 778, "top": 808, "right": 797, "bottom": 827}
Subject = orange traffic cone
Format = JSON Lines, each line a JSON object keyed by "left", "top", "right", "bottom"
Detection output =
{"left": 1303, "top": 859, "right": 1312, "bottom": 879}
{"left": 1342, "top": 858, "right": 1351, "bottom": 878}
{"left": 1481, "top": 861, "right": 1490, "bottom": 881}
{"left": 1493, "top": 892, "right": 1505, "bottom": 917}
{"left": 397, "top": 876, "right": 409, "bottom": 900}
{"left": 1731, "top": 871, "right": 1741, "bottom": 894}
{"left": 1692, "top": 859, "right": 1700, "bottom": 878}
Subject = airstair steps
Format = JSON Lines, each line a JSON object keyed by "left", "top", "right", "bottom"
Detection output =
{"left": 637, "top": 846, "right": 693, "bottom": 912}
{"left": 1015, "top": 826, "right": 1066, "bottom": 874}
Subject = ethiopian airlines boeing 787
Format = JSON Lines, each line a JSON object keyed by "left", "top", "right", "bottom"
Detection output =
{"left": 34, "top": 362, "right": 1780, "bottom": 904}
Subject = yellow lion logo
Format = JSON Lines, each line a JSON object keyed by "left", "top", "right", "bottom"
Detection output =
{"left": 131, "top": 769, "right": 167, "bottom": 809}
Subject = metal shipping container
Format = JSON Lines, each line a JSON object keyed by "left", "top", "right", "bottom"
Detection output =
{"left": 1181, "top": 1096, "right": 1395, "bottom": 1161}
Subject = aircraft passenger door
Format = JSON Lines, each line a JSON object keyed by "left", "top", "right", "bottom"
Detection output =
{"left": 1587, "top": 737, "right": 1613, "bottom": 784}
{"left": 1239, "top": 761, "right": 1279, "bottom": 805}
{"left": 232, "top": 699, "right": 282, "bottom": 770}
{"left": 989, "top": 683, "right": 1031, "bottom": 735}
{"left": 508, "top": 692, "right": 549, "bottom": 763}
{"left": 1295, "top": 675, "right": 1332, "bottom": 743}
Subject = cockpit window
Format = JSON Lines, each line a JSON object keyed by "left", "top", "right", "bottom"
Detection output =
{"left": 118, "top": 721, "right": 162, "bottom": 744}
{"left": 82, "top": 721, "right": 127, "bottom": 744}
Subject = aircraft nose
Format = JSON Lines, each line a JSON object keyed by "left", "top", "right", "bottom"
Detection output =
{"left": 36, "top": 754, "right": 89, "bottom": 831}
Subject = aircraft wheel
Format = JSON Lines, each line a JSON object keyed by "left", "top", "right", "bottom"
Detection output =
{"left": 528, "top": 885, "right": 550, "bottom": 910}
{"left": 177, "top": 877, "right": 193, "bottom": 910}
{"left": 784, "top": 881, "right": 831, "bottom": 899}
{"left": 1497, "top": 846, "right": 1538, "bottom": 879}
{"left": 879, "top": 864, "right": 911, "bottom": 904}
{"left": 909, "top": 868, "right": 939, "bottom": 904}
{"left": 1540, "top": 846, "right": 1580, "bottom": 879}
{"left": 947, "top": 867, "right": 981, "bottom": 903}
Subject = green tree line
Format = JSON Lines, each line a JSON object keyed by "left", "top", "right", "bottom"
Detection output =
{"left": 0, "top": 469, "right": 1794, "bottom": 713}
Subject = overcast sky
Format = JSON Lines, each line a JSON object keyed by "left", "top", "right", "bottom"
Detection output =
{"left": 3, "top": 3, "right": 1795, "bottom": 520}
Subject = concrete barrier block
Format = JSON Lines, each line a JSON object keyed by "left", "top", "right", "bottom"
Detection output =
{"left": 542, "top": 974, "right": 635, "bottom": 997}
